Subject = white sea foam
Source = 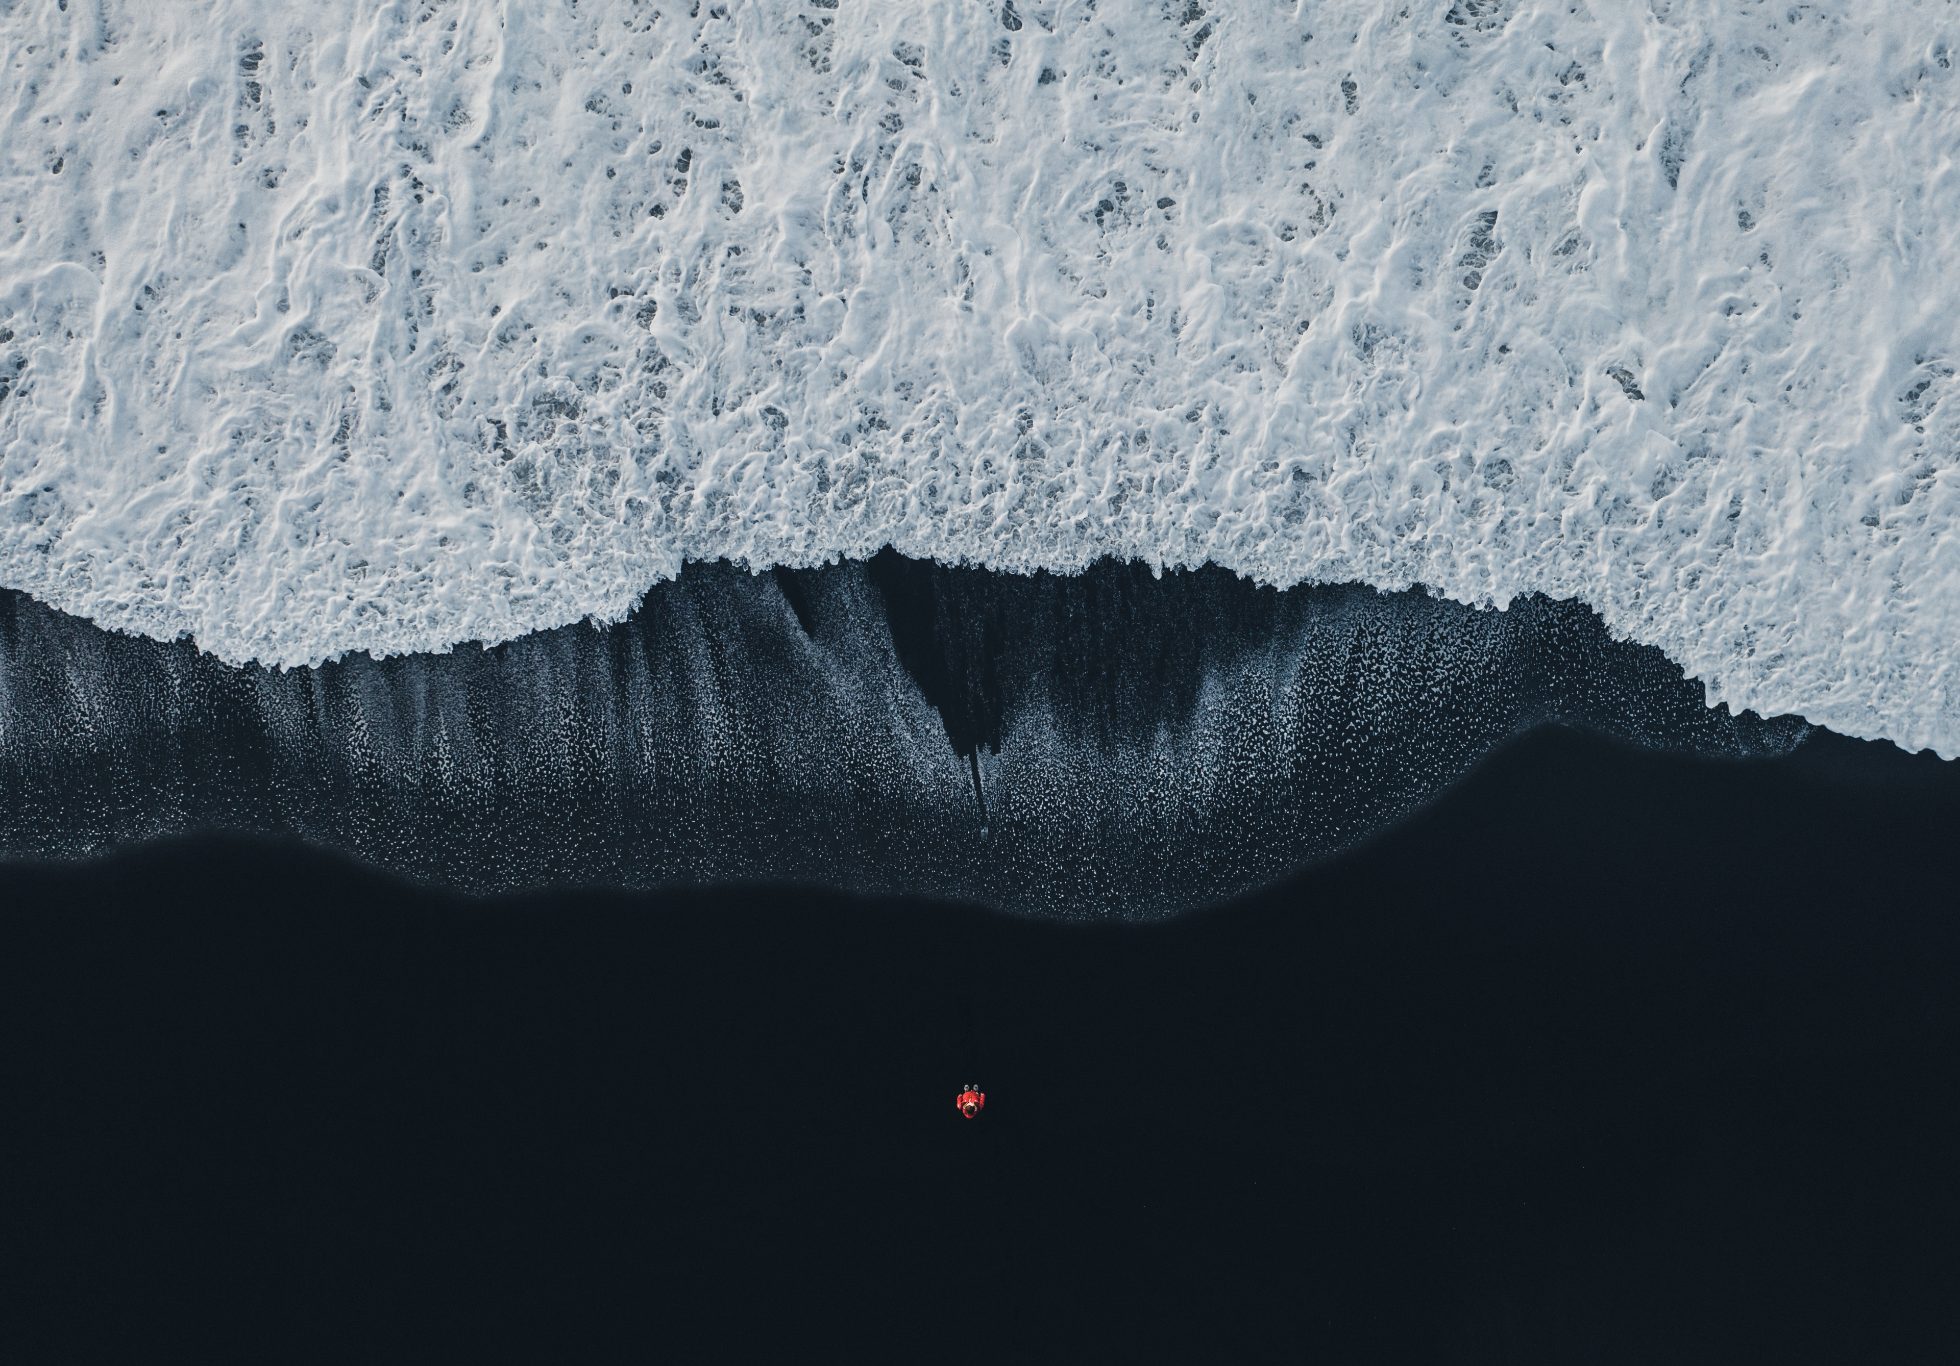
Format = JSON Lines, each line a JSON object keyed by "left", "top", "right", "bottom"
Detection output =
{"left": 0, "top": 1, "right": 1955, "bottom": 753}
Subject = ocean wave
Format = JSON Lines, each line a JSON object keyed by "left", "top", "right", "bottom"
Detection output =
{"left": 0, "top": 2, "right": 1955, "bottom": 752}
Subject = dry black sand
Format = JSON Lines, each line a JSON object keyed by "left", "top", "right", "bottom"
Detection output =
{"left": 8, "top": 723, "right": 1957, "bottom": 1360}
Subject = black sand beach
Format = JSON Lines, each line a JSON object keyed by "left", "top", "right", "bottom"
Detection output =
{"left": 9, "top": 722, "right": 1956, "bottom": 1359}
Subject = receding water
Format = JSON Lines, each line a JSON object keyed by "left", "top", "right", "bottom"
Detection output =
{"left": 0, "top": 555, "right": 1806, "bottom": 916}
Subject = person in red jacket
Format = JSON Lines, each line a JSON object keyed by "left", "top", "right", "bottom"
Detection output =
{"left": 956, "top": 1084, "right": 986, "bottom": 1119}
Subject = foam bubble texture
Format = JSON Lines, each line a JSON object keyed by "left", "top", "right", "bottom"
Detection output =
{"left": 0, "top": 2, "right": 1955, "bottom": 752}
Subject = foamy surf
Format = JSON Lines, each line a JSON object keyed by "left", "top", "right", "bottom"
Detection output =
{"left": 0, "top": 2, "right": 1954, "bottom": 752}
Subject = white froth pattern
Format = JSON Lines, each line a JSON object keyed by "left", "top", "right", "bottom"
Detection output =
{"left": 0, "top": 2, "right": 1955, "bottom": 752}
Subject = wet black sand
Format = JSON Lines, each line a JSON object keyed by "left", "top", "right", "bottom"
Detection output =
{"left": 8, "top": 723, "right": 1958, "bottom": 1359}
{"left": 0, "top": 558, "right": 1802, "bottom": 916}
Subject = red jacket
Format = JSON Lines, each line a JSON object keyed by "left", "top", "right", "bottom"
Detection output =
{"left": 956, "top": 1089, "right": 986, "bottom": 1118}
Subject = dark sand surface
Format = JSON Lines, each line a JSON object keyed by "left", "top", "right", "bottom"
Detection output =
{"left": 7, "top": 724, "right": 1957, "bottom": 1359}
